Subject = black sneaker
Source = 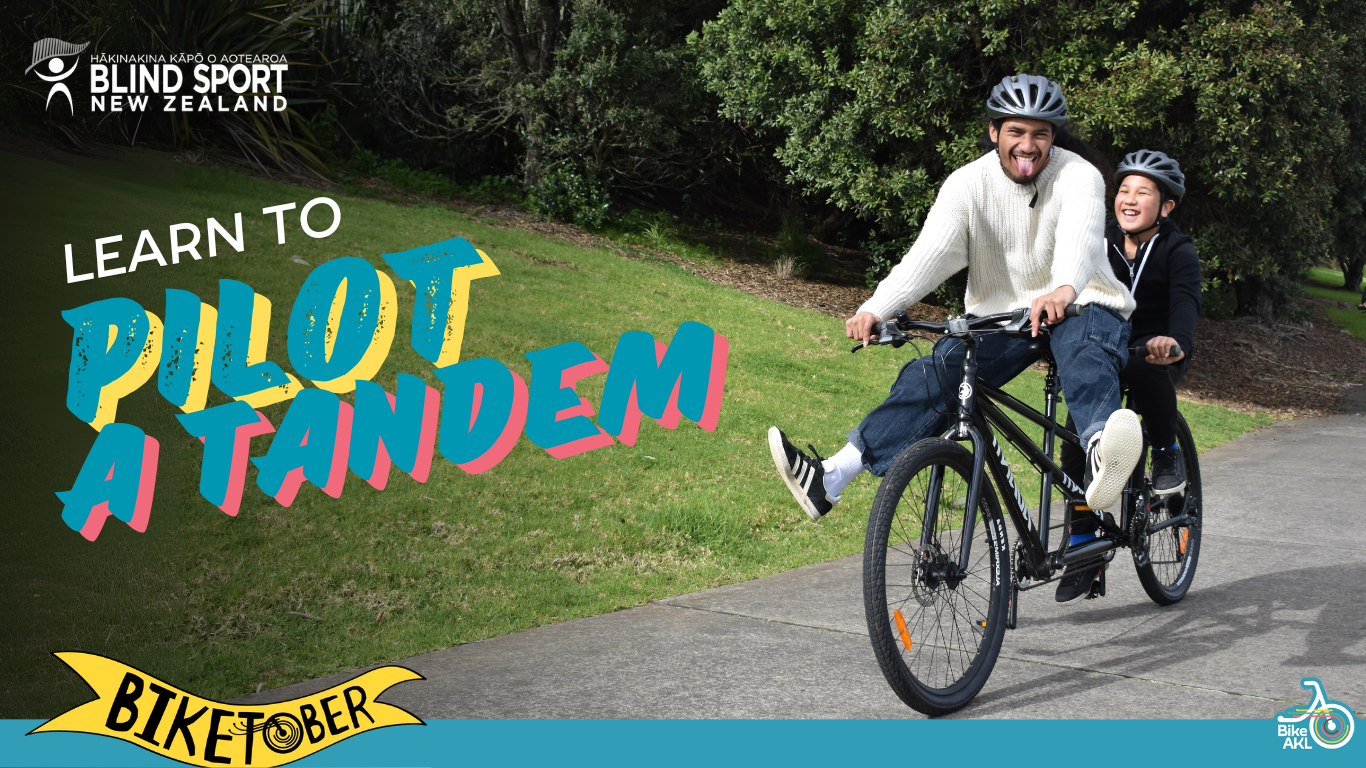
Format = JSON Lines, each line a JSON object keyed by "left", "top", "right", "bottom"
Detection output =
{"left": 1055, "top": 562, "right": 1105, "bottom": 605}
{"left": 1149, "top": 445, "right": 1187, "bottom": 496}
{"left": 768, "top": 427, "right": 835, "bottom": 521}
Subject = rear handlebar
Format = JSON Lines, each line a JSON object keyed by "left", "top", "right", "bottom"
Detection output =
{"left": 1129, "top": 343, "right": 1183, "bottom": 359}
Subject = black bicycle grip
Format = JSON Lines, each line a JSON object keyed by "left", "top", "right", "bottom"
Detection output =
{"left": 1129, "top": 343, "right": 1184, "bottom": 359}
{"left": 1063, "top": 304, "right": 1082, "bottom": 318}
{"left": 850, "top": 321, "right": 885, "bottom": 353}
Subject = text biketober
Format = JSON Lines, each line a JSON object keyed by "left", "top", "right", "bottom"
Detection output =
{"left": 31, "top": 653, "right": 423, "bottom": 766}
{"left": 55, "top": 202, "right": 729, "bottom": 541}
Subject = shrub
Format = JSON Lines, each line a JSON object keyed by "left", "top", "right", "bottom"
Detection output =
{"left": 695, "top": 0, "right": 1366, "bottom": 316}
{"left": 1201, "top": 278, "right": 1237, "bottom": 321}
{"left": 775, "top": 214, "right": 826, "bottom": 277}
{"left": 527, "top": 162, "right": 613, "bottom": 229}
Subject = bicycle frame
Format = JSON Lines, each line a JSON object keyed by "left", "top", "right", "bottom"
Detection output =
{"left": 932, "top": 334, "right": 1130, "bottom": 585}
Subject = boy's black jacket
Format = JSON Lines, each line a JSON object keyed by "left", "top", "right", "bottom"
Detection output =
{"left": 1104, "top": 218, "right": 1202, "bottom": 357}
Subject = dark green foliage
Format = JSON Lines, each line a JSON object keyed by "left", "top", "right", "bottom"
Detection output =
{"left": 526, "top": 160, "right": 613, "bottom": 228}
{"left": 337, "top": 148, "right": 523, "bottom": 205}
{"left": 695, "top": 0, "right": 1366, "bottom": 316}
{"left": 775, "top": 213, "right": 827, "bottom": 276}
{"left": 1200, "top": 277, "right": 1237, "bottom": 321}
{"left": 347, "top": 0, "right": 738, "bottom": 225}
{"left": 9, "top": 0, "right": 1366, "bottom": 309}
{"left": 862, "top": 237, "right": 907, "bottom": 289}
{"left": 1326, "top": 1, "right": 1366, "bottom": 294}
{"left": 141, "top": 0, "right": 340, "bottom": 175}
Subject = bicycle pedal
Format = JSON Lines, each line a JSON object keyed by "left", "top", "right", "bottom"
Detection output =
{"left": 1085, "top": 567, "right": 1107, "bottom": 599}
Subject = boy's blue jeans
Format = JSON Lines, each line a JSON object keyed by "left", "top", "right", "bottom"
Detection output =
{"left": 847, "top": 304, "right": 1131, "bottom": 477}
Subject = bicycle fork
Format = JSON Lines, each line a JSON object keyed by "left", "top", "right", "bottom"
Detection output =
{"left": 924, "top": 336, "right": 987, "bottom": 577}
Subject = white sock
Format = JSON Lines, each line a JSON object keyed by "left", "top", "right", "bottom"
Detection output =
{"left": 821, "top": 443, "right": 866, "bottom": 500}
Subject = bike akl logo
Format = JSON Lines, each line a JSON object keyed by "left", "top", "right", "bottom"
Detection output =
{"left": 1275, "top": 678, "right": 1355, "bottom": 750}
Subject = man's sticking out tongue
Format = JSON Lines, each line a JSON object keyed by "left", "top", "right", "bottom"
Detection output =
{"left": 1014, "top": 154, "right": 1035, "bottom": 177}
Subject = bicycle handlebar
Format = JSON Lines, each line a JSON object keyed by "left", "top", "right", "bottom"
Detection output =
{"left": 1129, "top": 343, "right": 1184, "bottom": 359}
{"left": 851, "top": 304, "right": 1083, "bottom": 353}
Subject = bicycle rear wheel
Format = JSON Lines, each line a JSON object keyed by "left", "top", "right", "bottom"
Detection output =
{"left": 1135, "top": 413, "right": 1202, "bottom": 605}
{"left": 864, "top": 438, "right": 1009, "bottom": 715}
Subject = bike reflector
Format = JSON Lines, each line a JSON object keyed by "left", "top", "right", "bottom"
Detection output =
{"left": 894, "top": 609, "right": 913, "bottom": 651}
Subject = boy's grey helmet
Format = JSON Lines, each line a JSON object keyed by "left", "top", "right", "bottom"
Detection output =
{"left": 985, "top": 74, "right": 1069, "bottom": 127}
{"left": 1115, "top": 149, "right": 1186, "bottom": 201}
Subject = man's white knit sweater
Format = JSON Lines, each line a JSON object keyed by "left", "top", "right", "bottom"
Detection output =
{"left": 859, "top": 147, "right": 1136, "bottom": 321}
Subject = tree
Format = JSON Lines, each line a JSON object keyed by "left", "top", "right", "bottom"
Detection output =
{"left": 695, "top": 0, "right": 1363, "bottom": 318}
{"left": 348, "top": 0, "right": 738, "bottom": 224}
{"left": 1320, "top": 0, "right": 1366, "bottom": 293}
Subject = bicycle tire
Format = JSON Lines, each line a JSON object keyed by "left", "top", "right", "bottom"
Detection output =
{"left": 1134, "top": 412, "right": 1202, "bottom": 605}
{"left": 864, "top": 438, "right": 1009, "bottom": 715}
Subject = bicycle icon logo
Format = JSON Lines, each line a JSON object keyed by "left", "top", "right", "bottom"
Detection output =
{"left": 1276, "top": 678, "right": 1355, "bottom": 749}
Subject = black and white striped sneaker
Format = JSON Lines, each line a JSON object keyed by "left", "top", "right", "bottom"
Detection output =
{"left": 768, "top": 427, "right": 835, "bottom": 521}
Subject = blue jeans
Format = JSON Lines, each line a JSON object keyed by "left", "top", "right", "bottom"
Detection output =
{"left": 847, "top": 304, "right": 1131, "bottom": 476}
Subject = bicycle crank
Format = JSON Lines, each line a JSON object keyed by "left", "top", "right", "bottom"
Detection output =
{"left": 1129, "top": 500, "right": 1153, "bottom": 568}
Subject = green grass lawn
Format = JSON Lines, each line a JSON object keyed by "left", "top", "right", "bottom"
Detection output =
{"left": 1308, "top": 266, "right": 1365, "bottom": 292}
{"left": 0, "top": 147, "right": 1273, "bottom": 716}
{"left": 1304, "top": 267, "right": 1366, "bottom": 341}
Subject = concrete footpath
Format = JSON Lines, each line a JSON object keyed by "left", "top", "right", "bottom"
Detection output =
{"left": 236, "top": 414, "right": 1366, "bottom": 719}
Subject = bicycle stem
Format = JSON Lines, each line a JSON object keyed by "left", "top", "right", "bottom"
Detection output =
{"left": 954, "top": 338, "right": 978, "bottom": 439}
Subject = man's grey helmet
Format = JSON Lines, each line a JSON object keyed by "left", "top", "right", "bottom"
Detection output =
{"left": 1115, "top": 149, "right": 1186, "bottom": 201}
{"left": 985, "top": 74, "right": 1069, "bottom": 127}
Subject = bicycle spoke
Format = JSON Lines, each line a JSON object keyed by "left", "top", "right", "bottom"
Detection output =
{"left": 891, "top": 513, "right": 994, "bottom": 689}
{"left": 1130, "top": 426, "right": 1200, "bottom": 608}
{"left": 867, "top": 437, "right": 1009, "bottom": 711}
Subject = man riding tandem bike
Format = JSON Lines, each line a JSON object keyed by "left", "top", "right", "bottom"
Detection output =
{"left": 767, "top": 75, "right": 1204, "bottom": 714}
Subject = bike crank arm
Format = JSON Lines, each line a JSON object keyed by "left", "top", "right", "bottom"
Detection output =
{"left": 1014, "top": 553, "right": 1113, "bottom": 591}
{"left": 1057, "top": 536, "right": 1121, "bottom": 568}
{"left": 1146, "top": 512, "right": 1197, "bottom": 534}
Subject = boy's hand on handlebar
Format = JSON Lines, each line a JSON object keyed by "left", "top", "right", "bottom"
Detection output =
{"left": 1028, "top": 285, "right": 1077, "bottom": 337}
{"left": 1145, "top": 335, "right": 1185, "bottom": 365}
{"left": 846, "top": 311, "right": 882, "bottom": 346}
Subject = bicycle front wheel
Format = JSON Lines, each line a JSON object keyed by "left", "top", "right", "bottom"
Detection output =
{"left": 1135, "top": 412, "right": 1202, "bottom": 605}
{"left": 864, "top": 438, "right": 1009, "bottom": 716}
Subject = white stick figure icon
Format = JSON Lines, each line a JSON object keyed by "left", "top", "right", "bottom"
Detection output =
{"left": 26, "top": 38, "right": 90, "bottom": 113}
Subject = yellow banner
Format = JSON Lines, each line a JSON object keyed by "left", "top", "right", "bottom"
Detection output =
{"left": 30, "top": 652, "right": 424, "bottom": 767}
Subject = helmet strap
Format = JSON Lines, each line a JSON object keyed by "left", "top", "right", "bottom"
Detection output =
{"left": 1122, "top": 220, "right": 1161, "bottom": 240}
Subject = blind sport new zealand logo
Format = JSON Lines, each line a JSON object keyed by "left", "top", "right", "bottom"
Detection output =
{"left": 25, "top": 38, "right": 293, "bottom": 115}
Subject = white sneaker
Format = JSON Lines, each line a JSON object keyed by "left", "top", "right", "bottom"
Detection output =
{"left": 1085, "top": 409, "right": 1143, "bottom": 510}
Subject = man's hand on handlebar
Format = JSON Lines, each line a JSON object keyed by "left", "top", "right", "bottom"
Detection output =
{"left": 846, "top": 311, "right": 882, "bottom": 346}
{"left": 1028, "top": 285, "right": 1077, "bottom": 337}
{"left": 1144, "top": 335, "right": 1186, "bottom": 365}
